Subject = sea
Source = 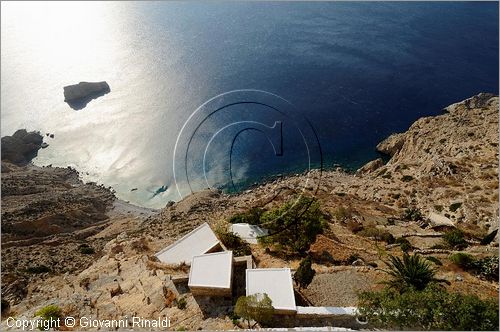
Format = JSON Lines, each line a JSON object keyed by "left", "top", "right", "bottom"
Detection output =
{"left": 1, "top": 1, "right": 498, "bottom": 208}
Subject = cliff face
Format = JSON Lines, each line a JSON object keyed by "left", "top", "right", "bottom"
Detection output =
{"left": 359, "top": 93, "right": 499, "bottom": 231}
{"left": 1, "top": 94, "right": 498, "bottom": 330}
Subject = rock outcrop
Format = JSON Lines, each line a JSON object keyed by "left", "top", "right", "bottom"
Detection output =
{"left": 376, "top": 132, "right": 406, "bottom": 157}
{"left": 63, "top": 81, "right": 110, "bottom": 110}
{"left": 1, "top": 130, "right": 44, "bottom": 165}
{"left": 356, "top": 158, "right": 384, "bottom": 175}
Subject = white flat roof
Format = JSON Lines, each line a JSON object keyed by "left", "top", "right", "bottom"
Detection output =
{"left": 246, "top": 268, "right": 296, "bottom": 312}
{"left": 155, "top": 222, "right": 220, "bottom": 265}
{"left": 230, "top": 223, "right": 268, "bottom": 244}
{"left": 296, "top": 306, "right": 357, "bottom": 316}
{"left": 188, "top": 251, "right": 233, "bottom": 289}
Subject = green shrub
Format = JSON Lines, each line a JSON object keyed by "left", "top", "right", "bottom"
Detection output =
{"left": 259, "top": 196, "right": 326, "bottom": 254}
{"left": 26, "top": 265, "right": 50, "bottom": 274}
{"left": 78, "top": 244, "right": 95, "bottom": 255}
{"left": 443, "top": 229, "right": 468, "bottom": 249}
{"left": 395, "top": 237, "right": 412, "bottom": 252}
{"left": 430, "top": 243, "right": 448, "bottom": 250}
{"left": 229, "top": 207, "right": 264, "bottom": 225}
{"left": 215, "top": 228, "right": 251, "bottom": 256}
{"left": 449, "top": 202, "right": 462, "bottom": 212}
{"left": 358, "top": 286, "right": 499, "bottom": 330}
{"left": 402, "top": 207, "right": 423, "bottom": 221}
{"left": 470, "top": 256, "right": 499, "bottom": 281}
{"left": 449, "top": 252, "right": 475, "bottom": 268}
{"left": 426, "top": 256, "right": 443, "bottom": 266}
{"left": 235, "top": 294, "right": 274, "bottom": 329}
{"left": 358, "top": 226, "right": 394, "bottom": 244}
{"left": 332, "top": 206, "right": 351, "bottom": 222}
{"left": 35, "top": 305, "right": 62, "bottom": 319}
{"left": 176, "top": 297, "right": 187, "bottom": 310}
{"left": 382, "top": 253, "right": 444, "bottom": 292}
{"left": 294, "top": 256, "right": 316, "bottom": 290}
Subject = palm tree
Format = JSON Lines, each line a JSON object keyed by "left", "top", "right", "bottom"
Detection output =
{"left": 382, "top": 253, "right": 448, "bottom": 292}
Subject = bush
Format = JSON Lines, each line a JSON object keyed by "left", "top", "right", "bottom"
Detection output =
{"left": 346, "top": 254, "right": 361, "bottom": 265}
{"left": 215, "top": 228, "right": 251, "bottom": 256}
{"left": 229, "top": 207, "right": 264, "bottom": 225}
{"left": 26, "top": 265, "right": 50, "bottom": 274}
{"left": 259, "top": 196, "right": 326, "bottom": 254}
{"left": 35, "top": 305, "right": 63, "bottom": 329}
{"left": 78, "top": 244, "right": 95, "bottom": 255}
{"left": 402, "top": 207, "right": 423, "bottom": 221}
{"left": 358, "top": 286, "right": 499, "bottom": 330}
{"left": 449, "top": 252, "right": 475, "bottom": 268}
{"left": 358, "top": 227, "right": 395, "bottom": 244}
{"left": 426, "top": 256, "right": 443, "bottom": 266}
{"left": 395, "top": 237, "right": 412, "bottom": 252}
{"left": 332, "top": 206, "right": 352, "bottom": 222}
{"left": 382, "top": 253, "right": 444, "bottom": 292}
{"left": 443, "top": 229, "right": 468, "bottom": 249}
{"left": 471, "top": 256, "right": 499, "bottom": 281}
{"left": 294, "top": 256, "right": 316, "bottom": 290}
{"left": 176, "top": 297, "right": 187, "bottom": 310}
{"left": 449, "top": 202, "right": 462, "bottom": 212}
{"left": 401, "top": 175, "right": 414, "bottom": 182}
{"left": 235, "top": 294, "right": 274, "bottom": 329}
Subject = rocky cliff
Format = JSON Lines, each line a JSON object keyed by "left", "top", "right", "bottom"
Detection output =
{"left": 1, "top": 94, "right": 498, "bottom": 330}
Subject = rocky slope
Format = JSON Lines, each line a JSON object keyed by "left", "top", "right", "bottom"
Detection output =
{"left": 1, "top": 93, "right": 498, "bottom": 330}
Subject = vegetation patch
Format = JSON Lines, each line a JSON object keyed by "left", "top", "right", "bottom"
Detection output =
{"left": 78, "top": 244, "right": 95, "bottom": 255}
{"left": 26, "top": 265, "right": 51, "bottom": 274}
{"left": 258, "top": 196, "right": 326, "bottom": 254}
{"left": 359, "top": 286, "right": 499, "bottom": 330}
{"left": 294, "top": 256, "right": 316, "bottom": 290}
{"left": 449, "top": 202, "right": 462, "bottom": 212}
{"left": 229, "top": 207, "right": 265, "bottom": 225}
{"left": 402, "top": 207, "right": 423, "bottom": 221}
{"left": 235, "top": 293, "right": 274, "bottom": 329}
{"left": 215, "top": 227, "right": 251, "bottom": 256}
{"left": 443, "top": 229, "right": 468, "bottom": 249}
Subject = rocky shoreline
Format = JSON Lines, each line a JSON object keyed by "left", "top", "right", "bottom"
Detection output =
{"left": 1, "top": 93, "right": 498, "bottom": 330}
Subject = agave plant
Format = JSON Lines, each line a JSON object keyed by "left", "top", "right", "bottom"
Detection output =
{"left": 382, "top": 253, "right": 448, "bottom": 292}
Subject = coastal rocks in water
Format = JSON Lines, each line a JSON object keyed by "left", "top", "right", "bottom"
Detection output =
{"left": 376, "top": 132, "right": 406, "bottom": 157}
{"left": 356, "top": 158, "right": 384, "bottom": 175}
{"left": 63, "top": 81, "right": 110, "bottom": 110}
{"left": 1, "top": 130, "right": 44, "bottom": 165}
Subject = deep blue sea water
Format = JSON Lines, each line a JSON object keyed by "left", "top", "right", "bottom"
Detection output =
{"left": 1, "top": 2, "right": 498, "bottom": 207}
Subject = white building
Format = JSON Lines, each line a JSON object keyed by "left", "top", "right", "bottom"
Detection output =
{"left": 155, "top": 222, "right": 221, "bottom": 265}
{"left": 188, "top": 251, "right": 233, "bottom": 296}
{"left": 246, "top": 268, "right": 297, "bottom": 314}
{"left": 230, "top": 223, "right": 268, "bottom": 244}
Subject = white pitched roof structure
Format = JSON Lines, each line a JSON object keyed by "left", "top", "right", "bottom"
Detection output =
{"left": 188, "top": 251, "right": 233, "bottom": 290}
{"left": 155, "top": 222, "right": 220, "bottom": 265}
{"left": 230, "top": 223, "right": 268, "bottom": 244}
{"left": 246, "top": 268, "right": 297, "bottom": 313}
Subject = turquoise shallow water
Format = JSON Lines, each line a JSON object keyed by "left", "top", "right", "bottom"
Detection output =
{"left": 1, "top": 2, "right": 498, "bottom": 208}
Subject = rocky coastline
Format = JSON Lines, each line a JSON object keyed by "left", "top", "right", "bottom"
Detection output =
{"left": 1, "top": 93, "right": 498, "bottom": 330}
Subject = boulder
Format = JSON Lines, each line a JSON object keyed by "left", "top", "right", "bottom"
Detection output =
{"left": 1, "top": 130, "right": 44, "bottom": 165}
{"left": 63, "top": 81, "right": 110, "bottom": 110}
